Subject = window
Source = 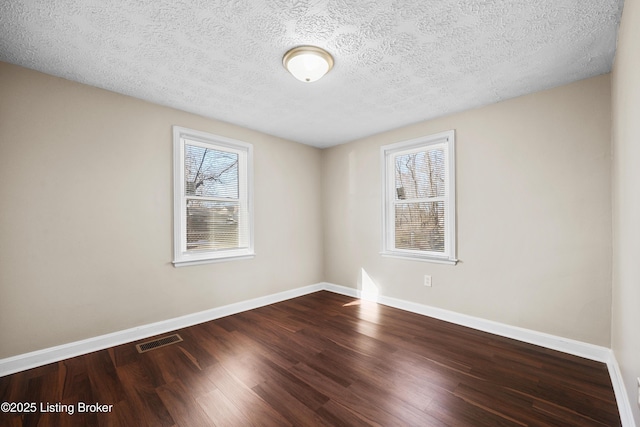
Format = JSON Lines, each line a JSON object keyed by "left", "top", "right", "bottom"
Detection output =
{"left": 381, "top": 130, "right": 457, "bottom": 264}
{"left": 173, "top": 126, "right": 253, "bottom": 266}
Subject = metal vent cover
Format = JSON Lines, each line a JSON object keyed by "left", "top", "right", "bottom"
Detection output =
{"left": 136, "top": 334, "right": 183, "bottom": 353}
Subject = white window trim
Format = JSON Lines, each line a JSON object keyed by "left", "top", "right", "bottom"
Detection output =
{"left": 172, "top": 126, "right": 254, "bottom": 267}
{"left": 380, "top": 130, "right": 458, "bottom": 265}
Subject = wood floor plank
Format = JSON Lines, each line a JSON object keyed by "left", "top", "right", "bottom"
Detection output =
{"left": 144, "top": 345, "right": 217, "bottom": 398}
{"left": 347, "top": 378, "right": 447, "bottom": 426}
{"left": 254, "top": 356, "right": 330, "bottom": 411}
{"left": 532, "top": 399, "right": 615, "bottom": 427}
{"left": 114, "top": 361, "right": 174, "bottom": 427}
{"left": 101, "top": 398, "right": 138, "bottom": 427}
{"left": 197, "top": 388, "right": 253, "bottom": 427}
{"left": 203, "top": 361, "right": 292, "bottom": 427}
{"left": 155, "top": 380, "right": 220, "bottom": 427}
{"left": 0, "top": 291, "right": 621, "bottom": 426}
{"left": 252, "top": 380, "right": 335, "bottom": 427}
{"left": 288, "top": 362, "right": 428, "bottom": 426}
{"left": 85, "top": 350, "right": 127, "bottom": 405}
{"left": 316, "top": 400, "right": 385, "bottom": 427}
{"left": 428, "top": 392, "right": 528, "bottom": 427}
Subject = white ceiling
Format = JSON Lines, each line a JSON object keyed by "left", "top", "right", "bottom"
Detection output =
{"left": 0, "top": 0, "right": 624, "bottom": 148}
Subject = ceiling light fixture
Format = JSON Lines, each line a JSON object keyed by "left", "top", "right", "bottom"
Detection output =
{"left": 283, "top": 46, "right": 334, "bottom": 83}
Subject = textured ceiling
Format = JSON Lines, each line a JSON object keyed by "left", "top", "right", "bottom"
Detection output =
{"left": 0, "top": 0, "right": 624, "bottom": 148}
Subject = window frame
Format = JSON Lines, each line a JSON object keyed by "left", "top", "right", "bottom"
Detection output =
{"left": 172, "top": 126, "right": 254, "bottom": 267}
{"left": 380, "top": 130, "right": 457, "bottom": 265}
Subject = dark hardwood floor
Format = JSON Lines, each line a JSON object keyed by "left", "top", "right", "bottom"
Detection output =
{"left": 0, "top": 291, "right": 621, "bottom": 426}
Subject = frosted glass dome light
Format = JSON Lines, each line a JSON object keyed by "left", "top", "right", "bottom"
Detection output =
{"left": 283, "top": 46, "right": 334, "bottom": 83}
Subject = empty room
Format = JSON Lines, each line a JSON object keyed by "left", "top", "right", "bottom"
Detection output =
{"left": 1, "top": 0, "right": 639, "bottom": 426}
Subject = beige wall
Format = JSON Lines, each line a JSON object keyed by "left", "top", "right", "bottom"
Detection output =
{"left": 322, "top": 74, "right": 613, "bottom": 346}
{"left": 0, "top": 62, "right": 324, "bottom": 359}
{"left": 612, "top": 0, "right": 640, "bottom": 424}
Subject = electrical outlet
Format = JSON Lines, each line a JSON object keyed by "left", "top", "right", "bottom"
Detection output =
{"left": 424, "top": 275, "right": 432, "bottom": 287}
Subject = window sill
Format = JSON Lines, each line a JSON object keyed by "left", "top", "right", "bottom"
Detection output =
{"left": 173, "top": 253, "right": 255, "bottom": 267}
{"left": 380, "top": 252, "right": 458, "bottom": 265}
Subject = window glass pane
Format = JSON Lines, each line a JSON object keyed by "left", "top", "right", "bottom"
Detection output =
{"left": 186, "top": 199, "right": 244, "bottom": 251}
{"left": 184, "top": 144, "right": 239, "bottom": 199}
{"left": 394, "top": 148, "right": 445, "bottom": 199}
{"left": 395, "top": 201, "right": 445, "bottom": 252}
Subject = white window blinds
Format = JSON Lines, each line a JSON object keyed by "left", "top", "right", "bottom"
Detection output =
{"left": 394, "top": 146, "right": 446, "bottom": 253}
{"left": 381, "top": 131, "right": 457, "bottom": 264}
{"left": 173, "top": 127, "right": 253, "bottom": 266}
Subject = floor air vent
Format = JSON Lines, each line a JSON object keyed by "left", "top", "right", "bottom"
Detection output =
{"left": 136, "top": 334, "right": 183, "bottom": 353}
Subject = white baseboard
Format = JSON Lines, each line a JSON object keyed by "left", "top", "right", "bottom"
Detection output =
{"left": 606, "top": 353, "right": 637, "bottom": 427}
{"left": 1, "top": 281, "right": 635, "bottom": 426}
{"left": 323, "top": 282, "right": 611, "bottom": 362}
{"left": 0, "top": 283, "right": 324, "bottom": 377}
